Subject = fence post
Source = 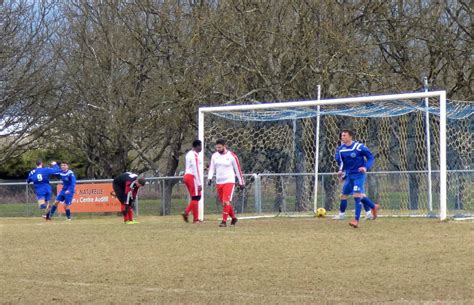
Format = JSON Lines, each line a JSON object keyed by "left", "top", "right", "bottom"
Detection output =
{"left": 254, "top": 174, "right": 261, "bottom": 214}
{"left": 321, "top": 175, "right": 325, "bottom": 210}
{"left": 135, "top": 195, "right": 139, "bottom": 216}
{"left": 241, "top": 187, "right": 245, "bottom": 214}
{"left": 25, "top": 183, "right": 29, "bottom": 217}
{"left": 161, "top": 179, "right": 166, "bottom": 216}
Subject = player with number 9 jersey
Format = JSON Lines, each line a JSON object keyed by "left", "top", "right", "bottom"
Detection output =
{"left": 26, "top": 159, "right": 61, "bottom": 211}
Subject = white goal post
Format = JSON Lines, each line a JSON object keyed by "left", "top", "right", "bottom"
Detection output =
{"left": 198, "top": 91, "right": 449, "bottom": 221}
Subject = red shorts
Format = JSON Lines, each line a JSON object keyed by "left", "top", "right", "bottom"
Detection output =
{"left": 216, "top": 183, "right": 235, "bottom": 203}
{"left": 184, "top": 174, "right": 201, "bottom": 197}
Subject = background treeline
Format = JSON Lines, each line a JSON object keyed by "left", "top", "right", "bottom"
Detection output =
{"left": 1, "top": 0, "right": 472, "bottom": 179}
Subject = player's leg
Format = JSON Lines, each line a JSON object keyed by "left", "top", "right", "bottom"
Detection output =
{"left": 216, "top": 184, "right": 227, "bottom": 227}
{"left": 361, "top": 194, "right": 379, "bottom": 220}
{"left": 350, "top": 193, "right": 363, "bottom": 228}
{"left": 360, "top": 194, "right": 372, "bottom": 219}
{"left": 113, "top": 183, "right": 129, "bottom": 223}
{"left": 125, "top": 190, "right": 139, "bottom": 224}
{"left": 47, "top": 193, "right": 64, "bottom": 220}
{"left": 46, "top": 201, "right": 59, "bottom": 220}
{"left": 35, "top": 186, "right": 48, "bottom": 210}
{"left": 227, "top": 185, "right": 238, "bottom": 226}
{"left": 36, "top": 187, "right": 48, "bottom": 210}
{"left": 120, "top": 203, "right": 129, "bottom": 223}
{"left": 349, "top": 175, "right": 366, "bottom": 228}
{"left": 42, "top": 188, "right": 54, "bottom": 219}
{"left": 63, "top": 193, "right": 74, "bottom": 220}
{"left": 191, "top": 196, "right": 200, "bottom": 223}
{"left": 126, "top": 201, "right": 138, "bottom": 224}
{"left": 190, "top": 178, "right": 202, "bottom": 223}
{"left": 222, "top": 183, "right": 237, "bottom": 226}
{"left": 37, "top": 198, "right": 47, "bottom": 209}
{"left": 334, "top": 180, "right": 352, "bottom": 220}
{"left": 182, "top": 174, "right": 195, "bottom": 222}
{"left": 37, "top": 196, "right": 48, "bottom": 219}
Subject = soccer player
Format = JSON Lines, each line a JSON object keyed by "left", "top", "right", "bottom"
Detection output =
{"left": 207, "top": 139, "right": 245, "bottom": 227}
{"left": 26, "top": 159, "right": 61, "bottom": 215}
{"left": 112, "top": 172, "right": 146, "bottom": 224}
{"left": 335, "top": 130, "right": 379, "bottom": 228}
{"left": 182, "top": 140, "right": 203, "bottom": 223}
{"left": 333, "top": 133, "right": 378, "bottom": 221}
{"left": 45, "top": 161, "right": 76, "bottom": 221}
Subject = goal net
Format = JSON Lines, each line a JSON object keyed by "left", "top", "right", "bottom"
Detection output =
{"left": 198, "top": 91, "right": 473, "bottom": 220}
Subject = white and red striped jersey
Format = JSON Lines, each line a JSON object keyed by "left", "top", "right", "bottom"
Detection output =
{"left": 208, "top": 150, "right": 244, "bottom": 185}
{"left": 185, "top": 150, "right": 202, "bottom": 186}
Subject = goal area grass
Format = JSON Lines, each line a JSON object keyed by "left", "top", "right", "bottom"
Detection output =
{"left": 1, "top": 216, "right": 472, "bottom": 304}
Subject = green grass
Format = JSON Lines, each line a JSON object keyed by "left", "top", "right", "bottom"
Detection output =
{"left": 1, "top": 216, "right": 473, "bottom": 304}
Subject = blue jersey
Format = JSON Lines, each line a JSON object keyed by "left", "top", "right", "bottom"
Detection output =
{"left": 335, "top": 141, "right": 374, "bottom": 176}
{"left": 56, "top": 170, "right": 76, "bottom": 194}
{"left": 27, "top": 165, "right": 61, "bottom": 188}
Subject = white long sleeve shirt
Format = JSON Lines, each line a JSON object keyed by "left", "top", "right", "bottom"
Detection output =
{"left": 185, "top": 150, "right": 202, "bottom": 186}
{"left": 208, "top": 150, "right": 244, "bottom": 185}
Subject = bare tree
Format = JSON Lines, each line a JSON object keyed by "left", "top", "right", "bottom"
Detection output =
{"left": 0, "top": 0, "right": 63, "bottom": 163}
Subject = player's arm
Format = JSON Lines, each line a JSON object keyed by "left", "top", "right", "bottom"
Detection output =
{"left": 47, "top": 163, "right": 61, "bottom": 175}
{"left": 124, "top": 180, "right": 134, "bottom": 205}
{"left": 335, "top": 147, "right": 344, "bottom": 181}
{"left": 207, "top": 154, "right": 215, "bottom": 186}
{"left": 231, "top": 153, "right": 245, "bottom": 188}
{"left": 192, "top": 153, "right": 202, "bottom": 191}
{"left": 26, "top": 171, "right": 33, "bottom": 183}
{"left": 360, "top": 145, "right": 375, "bottom": 172}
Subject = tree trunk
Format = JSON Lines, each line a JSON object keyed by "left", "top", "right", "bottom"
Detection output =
{"left": 274, "top": 177, "right": 285, "bottom": 212}
{"left": 162, "top": 133, "right": 183, "bottom": 215}
{"left": 294, "top": 120, "right": 306, "bottom": 211}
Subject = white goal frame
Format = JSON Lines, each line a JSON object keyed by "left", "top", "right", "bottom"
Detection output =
{"left": 198, "top": 91, "right": 447, "bottom": 221}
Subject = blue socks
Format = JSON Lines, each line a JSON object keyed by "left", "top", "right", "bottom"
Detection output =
{"left": 341, "top": 197, "right": 375, "bottom": 217}
{"left": 354, "top": 197, "right": 362, "bottom": 221}
{"left": 49, "top": 205, "right": 57, "bottom": 218}
{"left": 340, "top": 199, "right": 348, "bottom": 213}
{"left": 65, "top": 209, "right": 71, "bottom": 219}
{"left": 361, "top": 197, "right": 376, "bottom": 209}
{"left": 40, "top": 203, "right": 47, "bottom": 209}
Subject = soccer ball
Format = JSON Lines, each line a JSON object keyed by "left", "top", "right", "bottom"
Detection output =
{"left": 315, "top": 208, "right": 326, "bottom": 218}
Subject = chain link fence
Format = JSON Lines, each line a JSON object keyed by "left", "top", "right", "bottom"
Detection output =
{"left": 0, "top": 170, "right": 472, "bottom": 218}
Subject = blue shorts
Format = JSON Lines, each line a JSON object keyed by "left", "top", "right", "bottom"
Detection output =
{"left": 342, "top": 173, "right": 366, "bottom": 195}
{"left": 56, "top": 192, "right": 74, "bottom": 205}
{"left": 34, "top": 185, "right": 52, "bottom": 202}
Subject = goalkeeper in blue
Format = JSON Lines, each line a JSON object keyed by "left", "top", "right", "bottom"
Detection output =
{"left": 45, "top": 161, "right": 76, "bottom": 221}
{"left": 335, "top": 130, "right": 379, "bottom": 228}
{"left": 27, "top": 159, "right": 61, "bottom": 216}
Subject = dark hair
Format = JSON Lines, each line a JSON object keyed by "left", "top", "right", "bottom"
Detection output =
{"left": 341, "top": 129, "right": 354, "bottom": 138}
{"left": 216, "top": 139, "right": 226, "bottom": 146}
{"left": 137, "top": 177, "right": 146, "bottom": 186}
{"left": 60, "top": 161, "right": 69, "bottom": 165}
{"left": 192, "top": 139, "right": 202, "bottom": 148}
{"left": 36, "top": 159, "right": 43, "bottom": 166}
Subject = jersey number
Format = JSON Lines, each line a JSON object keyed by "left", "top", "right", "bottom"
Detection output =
{"left": 37, "top": 174, "right": 43, "bottom": 182}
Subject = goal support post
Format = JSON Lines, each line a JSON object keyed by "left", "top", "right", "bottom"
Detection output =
{"left": 198, "top": 91, "right": 448, "bottom": 221}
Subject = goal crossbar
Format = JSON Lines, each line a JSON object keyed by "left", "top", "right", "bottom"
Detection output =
{"left": 199, "top": 91, "right": 446, "bottom": 112}
{"left": 198, "top": 91, "right": 448, "bottom": 221}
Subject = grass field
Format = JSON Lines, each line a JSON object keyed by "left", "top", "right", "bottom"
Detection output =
{"left": 1, "top": 216, "right": 473, "bottom": 304}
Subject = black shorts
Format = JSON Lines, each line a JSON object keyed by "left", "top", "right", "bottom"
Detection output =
{"left": 112, "top": 182, "right": 127, "bottom": 204}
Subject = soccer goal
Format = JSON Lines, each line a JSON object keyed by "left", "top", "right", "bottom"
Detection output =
{"left": 198, "top": 91, "right": 473, "bottom": 221}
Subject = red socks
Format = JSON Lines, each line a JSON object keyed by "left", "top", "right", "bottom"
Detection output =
{"left": 121, "top": 204, "right": 128, "bottom": 222}
{"left": 128, "top": 207, "right": 133, "bottom": 221}
{"left": 121, "top": 204, "right": 134, "bottom": 222}
{"left": 228, "top": 205, "right": 235, "bottom": 219}
{"left": 222, "top": 205, "right": 235, "bottom": 222}
{"left": 185, "top": 200, "right": 199, "bottom": 222}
